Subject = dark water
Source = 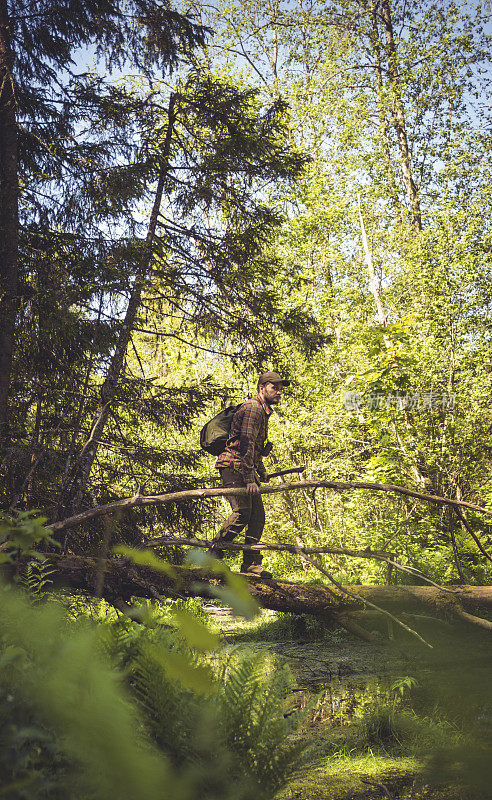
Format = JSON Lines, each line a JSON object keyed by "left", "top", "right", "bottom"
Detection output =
{"left": 223, "top": 627, "right": 492, "bottom": 732}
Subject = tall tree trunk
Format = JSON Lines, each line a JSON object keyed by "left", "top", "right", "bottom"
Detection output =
{"left": 380, "top": 0, "right": 422, "bottom": 231}
{"left": 25, "top": 385, "right": 43, "bottom": 504}
{"left": 54, "top": 295, "right": 105, "bottom": 520}
{"left": 64, "top": 93, "right": 177, "bottom": 515}
{"left": 368, "top": 0, "right": 403, "bottom": 221}
{"left": 0, "top": 0, "right": 18, "bottom": 439}
{"left": 357, "top": 193, "right": 389, "bottom": 333}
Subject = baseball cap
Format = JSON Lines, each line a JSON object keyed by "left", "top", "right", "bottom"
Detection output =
{"left": 258, "top": 371, "right": 291, "bottom": 387}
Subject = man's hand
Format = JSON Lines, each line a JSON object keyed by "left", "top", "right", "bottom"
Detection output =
{"left": 246, "top": 482, "right": 260, "bottom": 495}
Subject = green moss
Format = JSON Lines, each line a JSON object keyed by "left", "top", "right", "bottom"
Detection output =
{"left": 280, "top": 752, "right": 466, "bottom": 799}
{"left": 278, "top": 753, "right": 418, "bottom": 799}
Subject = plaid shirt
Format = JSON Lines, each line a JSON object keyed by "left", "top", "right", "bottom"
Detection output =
{"left": 216, "top": 396, "right": 272, "bottom": 484}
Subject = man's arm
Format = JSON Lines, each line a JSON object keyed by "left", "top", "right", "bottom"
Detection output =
{"left": 256, "top": 440, "right": 273, "bottom": 483}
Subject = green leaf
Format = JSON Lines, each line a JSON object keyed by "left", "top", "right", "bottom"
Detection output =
{"left": 186, "top": 549, "right": 259, "bottom": 619}
{"left": 207, "top": 585, "right": 259, "bottom": 620}
{"left": 113, "top": 546, "right": 177, "bottom": 579}
{"left": 152, "top": 648, "right": 216, "bottom": 695}
{"left": 0, "top": 645, "right": 26, "bottom": 668}
{"left": 171, "top": 608, "right": 219, "bottom": 651}
{"left": 185, "top": 548, "right": 215, "bottom": 569}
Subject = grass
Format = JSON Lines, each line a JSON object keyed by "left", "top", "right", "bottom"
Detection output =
{"left": 280, "top": 753, "right": 468, "bottom": 799}
{"left": 216, "top": 608, "right": 347, "bottom": 642}
{"left": 279, "top": 719, "right": 473, "bottom": 800}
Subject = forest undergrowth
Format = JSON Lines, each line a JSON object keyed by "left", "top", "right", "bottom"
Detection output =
{"left": 1, "top": 515, "right": 491, "bottom": 799}
{"left": 1, "top": 558, "right": 491, "bottom": 800}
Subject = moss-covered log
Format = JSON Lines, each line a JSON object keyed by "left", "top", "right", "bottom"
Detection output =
{"left": 19, "top": 555, "right": 492, "bottom": 621}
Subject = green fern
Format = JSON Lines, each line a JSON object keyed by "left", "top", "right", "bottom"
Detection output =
{"left": 0, "top": 583, "right": 306, "bottom": 800}
{"left": 18, "top": 559, "right": 56, "bottom": 603}
{"left": 0, "top": 587, "right": 170, "bottom": 800}
{"left": 218, "top": 651, "right": 306, "bottom": 797}
{"left": 116, "top": 627, "right": 306, "bottom": 800}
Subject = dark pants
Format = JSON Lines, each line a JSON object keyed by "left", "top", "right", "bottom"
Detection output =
{"left": 216, "top": 467, "right": 265, "bottom": 569}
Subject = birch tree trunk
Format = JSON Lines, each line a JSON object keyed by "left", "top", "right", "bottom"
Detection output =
{"left": 380, "top": 0, "right": 422, "bottom": 230}
{"left": 368, "top": 0, "right": 403, "bottom": 222}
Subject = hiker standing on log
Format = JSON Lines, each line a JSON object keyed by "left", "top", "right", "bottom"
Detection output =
{"left": 209, "top": 371, "right": 290, "bottom": 578}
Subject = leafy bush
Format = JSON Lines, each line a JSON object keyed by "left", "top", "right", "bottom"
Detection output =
{"left": 0, "top": 511, "right": 59, "bottom": 564}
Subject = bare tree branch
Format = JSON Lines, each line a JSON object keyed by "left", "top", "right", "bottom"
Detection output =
{"left": 293, "top": 538, "right": 433, "bottom": 649}
{"left": 144, "top": 535, "right": 448, "bottom": 590}
{"left": 48, "top": 478, "right": 492, "bottom": 535}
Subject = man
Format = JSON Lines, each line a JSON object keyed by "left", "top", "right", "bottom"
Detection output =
{"left": 210, "top": 371, "right": 290, "bottom": 578}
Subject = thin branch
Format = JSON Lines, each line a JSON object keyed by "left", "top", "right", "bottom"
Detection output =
{"left": 145, "top": 535, "right": 392, "bottom": 559}
{"left": 293, "top": 538, "right": 433, "bottom": 649}
{"left": 144, "top": 535, "right": 448, "bottom": 590}
{"left": 453, "top": 607, "right": 492, "bottom": 632}
{"left": 361, "top": 779, "right": 394, "bottom": 800}
{"left": 380, "top": 501, "right": 418, "bottom": 548}
{"left": 449, "top": 508, "right": 466, "bottom": 581}
{"left": 333, "top": 613, "right": 378, "bottom": 643}
{"left": 8, "top": 452, "right": 44, "bottom": 512}
{"left": 383, "top": 560, "right": 453, "bottom": 591}
{"left": 454, "top": 506, "right": 492, "bottom": 565}
{"left": 95, "top": 516, "right": 113, "bottom": 597}
{"left": 48, "top": 478, "right": 492, "bottom": 535}
{"left": 132, "top": 327, "right": 240, "bottom": 358}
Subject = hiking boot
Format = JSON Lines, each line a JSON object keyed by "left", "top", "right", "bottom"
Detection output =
{"left": 240, "top": 564, "right": 273, "bottom": 579}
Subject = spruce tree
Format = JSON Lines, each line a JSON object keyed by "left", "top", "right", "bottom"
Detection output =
{"left": 0, "top": 0, "right": 205, "bottom": 438}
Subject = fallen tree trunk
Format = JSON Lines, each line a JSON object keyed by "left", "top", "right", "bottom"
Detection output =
{"left": 19, "top": 554, "right": 492, "bottom": 620}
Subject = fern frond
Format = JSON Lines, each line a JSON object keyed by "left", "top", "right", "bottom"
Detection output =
{"left": 18, "top": 559, "right": 56, "bottom": 603}
{"left": 217, "top": 650, "right": 307, "bottom": 796}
